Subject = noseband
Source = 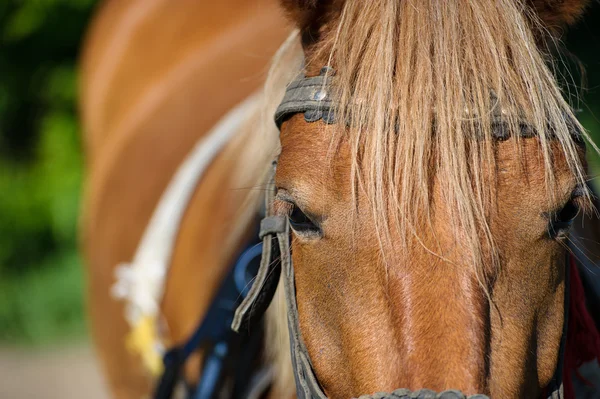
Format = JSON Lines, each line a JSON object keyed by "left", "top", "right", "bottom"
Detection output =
{"left": 232, "top": 67, "right": 568, "bottom": 399}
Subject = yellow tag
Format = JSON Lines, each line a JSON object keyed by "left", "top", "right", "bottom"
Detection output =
{"left": 126, "top": 316, "right": 164, "bottom": 376}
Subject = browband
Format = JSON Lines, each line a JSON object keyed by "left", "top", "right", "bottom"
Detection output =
{"left": 273, "top": 67, "right": 583, "bottom": 144}
{"left": 274, "top": 67, "right": 337, "bottom": 129}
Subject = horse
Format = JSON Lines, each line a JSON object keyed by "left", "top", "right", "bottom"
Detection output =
{"left": 81, "top": 0, "right": 600, "bottom": 398}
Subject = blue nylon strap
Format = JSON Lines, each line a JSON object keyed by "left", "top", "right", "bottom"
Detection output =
{"left": 153, "top": 236, "right": 263, "bottom": 399}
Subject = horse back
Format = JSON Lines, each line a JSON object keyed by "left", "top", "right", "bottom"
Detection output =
{"left": 79, "top": 1, "right": 289, "bottom": 397}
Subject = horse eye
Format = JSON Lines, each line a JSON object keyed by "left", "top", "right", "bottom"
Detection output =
{"left": 556, "top": 200, "right": 580, "bottom": 223}
{"left": 548, "top": 199, "right": 580, "bottom": 239}
{"left": 288, "top": 205, "right": 319, "bottom": 234}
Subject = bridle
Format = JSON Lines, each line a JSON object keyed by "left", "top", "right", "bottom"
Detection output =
{"left": 231, "top": 67, "right": 569, "bottom": 399}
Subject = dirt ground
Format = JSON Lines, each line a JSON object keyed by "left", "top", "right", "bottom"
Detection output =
{"left": 0, "top": 344, "right": 110, "bottom": 399}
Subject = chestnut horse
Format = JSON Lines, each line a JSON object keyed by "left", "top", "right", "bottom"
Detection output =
{"left": 81, "top": 0, "right": 600, "bottom": 398}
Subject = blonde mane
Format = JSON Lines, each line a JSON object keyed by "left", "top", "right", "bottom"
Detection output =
{"left": 320, "top": 0, "right": 594, "bottom": 268}
{"left": 262, "top": 0, "right": 595, "bottom": 395}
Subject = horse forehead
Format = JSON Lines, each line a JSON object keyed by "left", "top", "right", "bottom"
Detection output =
{"left": 278, "top": 116, "right": 351, "bottom": 187}
{"left": 495, "top": 138, "right": 581, "bottom": 200}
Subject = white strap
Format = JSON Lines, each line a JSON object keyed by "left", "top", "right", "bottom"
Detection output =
{"left": 112, "top": 94, "right": 260, "bottom": 328}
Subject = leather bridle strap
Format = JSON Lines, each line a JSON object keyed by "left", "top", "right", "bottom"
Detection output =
{"left": 232, "top": 166, "right": 282, "bottom": 333}
{"left": 274, "top": 67, "right": 337, "bottom": 129}
{"left": 272, "top": 67, "right": 583, "bottom": 144}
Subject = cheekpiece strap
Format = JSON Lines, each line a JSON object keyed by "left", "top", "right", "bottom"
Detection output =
{"left": 231, "top": 168, "right": 283, "bottom": 333}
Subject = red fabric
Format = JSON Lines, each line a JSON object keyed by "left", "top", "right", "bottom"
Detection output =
{"left": 563, "top": 256, "right": 600, "bottom": 399}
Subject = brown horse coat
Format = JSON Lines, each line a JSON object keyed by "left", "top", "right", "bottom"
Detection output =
{"left": 80, "top": 1, "right": 289, "bottom": 397}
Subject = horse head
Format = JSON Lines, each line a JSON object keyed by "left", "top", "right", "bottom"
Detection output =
{"left": 268, "top": 0, "right": 593, "bottom": 397}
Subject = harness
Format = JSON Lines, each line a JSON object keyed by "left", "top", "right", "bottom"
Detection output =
{"left": 231, "top": 66, "right": 570, "bottom": 399}
{"left": 153, "top": 233, "right": 268, "bottom": 399}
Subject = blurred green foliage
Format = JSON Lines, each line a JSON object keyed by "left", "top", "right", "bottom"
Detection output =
{"left": 0, "top": 1, "right": 599, "bottom": 345}
{"left": 565, "top": 3, "right": 600, "bottom": 175}
{"left": 0, "top": 0, "right": 95, "bottom": 343}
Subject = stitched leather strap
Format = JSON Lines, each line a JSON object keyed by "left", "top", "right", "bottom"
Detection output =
{"left": 231, "top": 169, "right": 282, "bottom": 333}
{"left": 274, "top": 69, "right": 336, "bottom": 129}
